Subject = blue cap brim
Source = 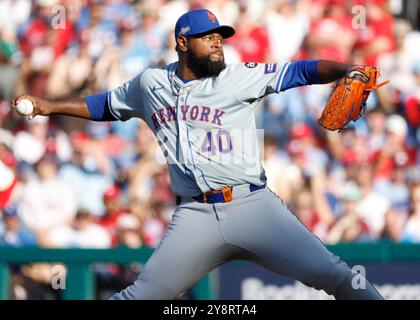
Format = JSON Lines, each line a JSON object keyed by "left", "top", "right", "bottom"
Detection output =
{"left": 188, "top": 25, "right": 235, "bottom": 39}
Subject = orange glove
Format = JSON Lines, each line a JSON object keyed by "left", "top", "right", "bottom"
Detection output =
{"left": 318, "top": 66, "right": 389, "bottom": 132}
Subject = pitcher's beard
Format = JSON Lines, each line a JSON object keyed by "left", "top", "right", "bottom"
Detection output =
{"left": 186, "top": 49, "right": 226, "bottom": 78}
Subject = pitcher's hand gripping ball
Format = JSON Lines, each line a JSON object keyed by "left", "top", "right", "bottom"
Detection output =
{"left": 16, "top": 99, "right": 34, "bottom": 116}
{"left": 318, "top": 66, "right": 389, "bottom": 132}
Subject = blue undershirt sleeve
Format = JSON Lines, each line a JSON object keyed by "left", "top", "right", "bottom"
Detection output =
{"left": 84, "top": 92, "right": 118, "bottom": 121}
{"left": 279, "top": 60, "right": 324, "bottom": 91}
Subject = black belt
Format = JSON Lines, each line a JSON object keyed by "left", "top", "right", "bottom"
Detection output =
{"left": 176, "top": 184, "right": 266, "bottom": 205}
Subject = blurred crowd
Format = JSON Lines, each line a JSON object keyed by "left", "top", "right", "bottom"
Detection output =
{"left": 0, "top": 0, "right": 420, "bottom": 298}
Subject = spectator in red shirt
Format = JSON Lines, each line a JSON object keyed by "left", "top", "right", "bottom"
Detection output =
{"left": 98, "top": 184, "right": 129, "bottom": 247}
{"left": 20, "top": 0, "right": 74, "bottom": 60}
{"left": 0, "top": 144, "right": 18, "bottom": 209}
{"left": 404, "top": 93, "right": 420, "bottom": 129}
{"left": 371, "top": 114, "right": 416, "bottom": 180}
{"left": 306, "top": 0, "right": 357, "bottom": 62}
{"left": 293, "top": 188, "right": 320, "bottom": 232}
{"left": 227, "top": 6, "right": 270, "bottom": 62}
{"left": 353, "top": 0, "right": 395, "bottom": 66}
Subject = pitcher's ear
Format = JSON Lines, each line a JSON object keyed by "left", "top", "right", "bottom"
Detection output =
{"left": 177, "top": 36, "right": 188, "bottom": 53}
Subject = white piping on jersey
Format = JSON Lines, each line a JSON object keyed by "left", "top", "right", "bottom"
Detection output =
{"left": 170, "top": 71, "right": 182, "bottom": 96}
{"left": 183, "top": 89, "right": 212, "bottom": 190}
{"left": 275, "top": 62, "right": 290, "bottom": 93}
{"left": 107, "top": 93, "right": 120, "bottom": 120}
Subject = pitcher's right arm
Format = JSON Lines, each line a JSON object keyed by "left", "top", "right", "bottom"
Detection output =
{"left": 12, "top": 92, "right": 117, "bottom": 121}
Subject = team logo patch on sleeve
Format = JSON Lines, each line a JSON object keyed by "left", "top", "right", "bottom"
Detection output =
{"left": 244, "top": 62, "right": 258, "bottom": 68}
{"left": 264, "top": 63, "right": 277, "bottom": 74}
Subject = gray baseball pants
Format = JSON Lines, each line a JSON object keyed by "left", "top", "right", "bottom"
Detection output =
{"left": 108, "top": 185, "right": 383, "bottom": 300}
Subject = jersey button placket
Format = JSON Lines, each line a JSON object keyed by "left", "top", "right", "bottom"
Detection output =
{"left": 177, "top": 94, "right": 191, "bottom": 170}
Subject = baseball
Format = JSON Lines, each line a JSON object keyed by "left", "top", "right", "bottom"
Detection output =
{"left": 16, "top": 99, "right": 34, "bottom": 116}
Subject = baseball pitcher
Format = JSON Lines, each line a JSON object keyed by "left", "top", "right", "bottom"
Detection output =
{"left": 12, "top": 9, "right": 384, "bottom": 300}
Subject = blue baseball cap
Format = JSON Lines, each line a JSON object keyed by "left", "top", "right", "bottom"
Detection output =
{"left": 174, "top": 9, "right": 235, "bottom": 40}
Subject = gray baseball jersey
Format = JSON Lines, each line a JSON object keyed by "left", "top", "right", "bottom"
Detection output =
{"left": 108, "top": 62, "right": 289, "bottom": 196}
{"left": 106, "top": 61, "right": 384, "bottom": 300}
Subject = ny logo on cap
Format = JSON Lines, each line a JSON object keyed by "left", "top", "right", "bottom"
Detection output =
{"left": 207, "top": 11, "right": 217, "bottom": 23}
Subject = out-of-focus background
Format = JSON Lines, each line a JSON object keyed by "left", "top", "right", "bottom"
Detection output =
{"left": 0, "top": 0, "right": 420, "bottom": 300}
